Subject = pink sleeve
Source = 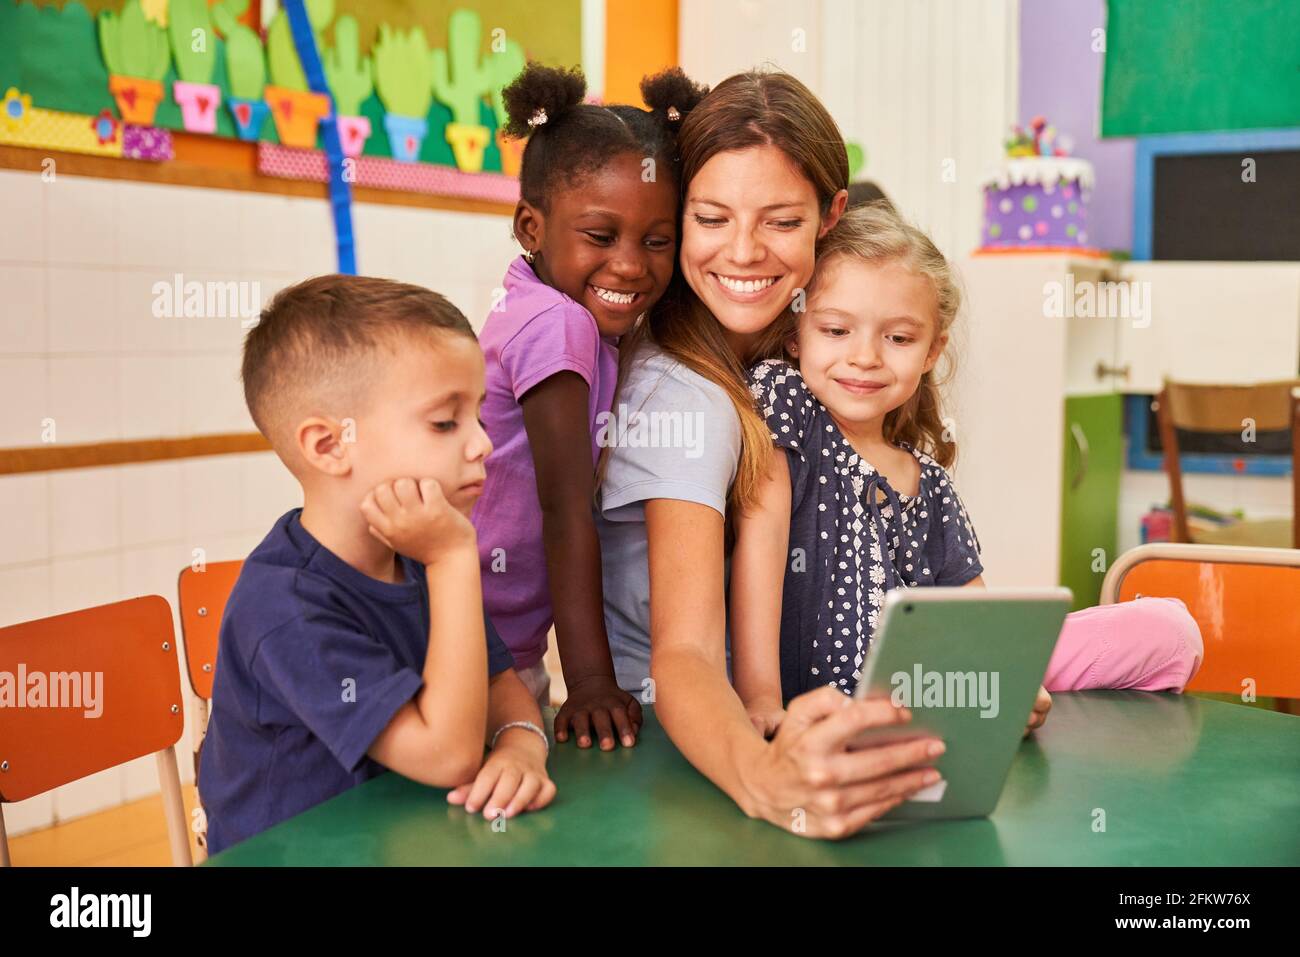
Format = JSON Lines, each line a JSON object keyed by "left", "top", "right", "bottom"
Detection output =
{"left": 498, "top": 303, "right": 599, "bottom": 401}
{"left": 1042, "top": 597, "right": 1204, "bottom": 693}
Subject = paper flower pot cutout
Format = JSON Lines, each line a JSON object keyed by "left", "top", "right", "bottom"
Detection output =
{"left": 108, "top": 75, "right": 165, "bottom": 125}
{"left": 496, "top": 128, "right": 524, "bottom": 178}
{"left": 429, "top": 10, "right": 493, "bottom": 172}
{"left": 265, "top": 86, "right": 331, "bottom": 149}
{"left": 384, "top": 114, "right": 427, "bottom": 163}
{"left": 323, "top": 16, "right": 373, "bottom": 158}
{"left": 213, "top": 0, "right": 267, "bottom": 135}
{"left": 2, "top": 88, "right": 32, "bottom": 132}
{"left": 444, "top": 122, "right": 487, "bottom": 172}
{"left": 227, "top": 96, "right": 269, "bottom": 141}
{"left": 336, "top": 115, "right": 371, "bottom": 158}
{"left": 99, "top": 0, "right": 169, "bottom": 124}
{"left": 173, "top": 80, "right": 222, "bottom": 133}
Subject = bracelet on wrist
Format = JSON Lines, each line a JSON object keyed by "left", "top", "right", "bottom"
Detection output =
{"left": 490, "top": 720, "right": 549, "bottom": 754}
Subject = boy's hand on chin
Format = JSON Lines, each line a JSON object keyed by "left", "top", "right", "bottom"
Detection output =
{"left": 361, "top": 477, "right": 475, "bottom": 565}
{"left": 447, "top": 731, "right": 556, "bottom": 820}
{"left": 1022, "top": 686, "right": 1051, "bottom": 738}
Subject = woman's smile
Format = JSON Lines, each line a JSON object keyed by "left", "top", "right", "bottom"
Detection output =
{"left": 709, "top": 272, "right": 782, "bottom": 301}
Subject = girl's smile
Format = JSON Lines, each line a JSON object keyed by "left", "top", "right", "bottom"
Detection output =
{"left": 790, "top": 255, "right": 947, "bottom": 447}
{"left": 513, "top": 151, "right": 679, "bottom": 339}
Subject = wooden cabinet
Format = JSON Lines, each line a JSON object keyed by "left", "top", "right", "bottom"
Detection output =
{"left": 1060, "top": 394, "right": 1123, "bottom": 610}
{"left": 1111, "top": 262, "right": 1300, "bottom": 393}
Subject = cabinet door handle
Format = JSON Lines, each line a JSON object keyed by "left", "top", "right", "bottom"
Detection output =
{"left": 1095, "top": 361, "right": 1131, "bottom": 382}
{"left": 1070, "top": 422, "right": 1090, "bottom": 491}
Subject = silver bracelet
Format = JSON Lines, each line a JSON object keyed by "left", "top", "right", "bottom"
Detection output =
{"left": 490, "top": 720, "right": 549, "bottom": 753}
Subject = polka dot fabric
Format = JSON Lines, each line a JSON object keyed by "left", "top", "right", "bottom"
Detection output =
{"left": 748, "top": 359, "right": 984, "bottom": 699}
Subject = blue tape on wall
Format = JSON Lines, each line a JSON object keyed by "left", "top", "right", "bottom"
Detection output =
{"left": 284, "top": 0, "right": 357, "bottom": 275}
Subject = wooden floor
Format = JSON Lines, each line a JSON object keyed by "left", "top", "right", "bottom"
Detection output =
{"left": 7, "top": 784, "right": 205, "bottom": 867}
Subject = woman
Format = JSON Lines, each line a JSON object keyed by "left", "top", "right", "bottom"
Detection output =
{"left": 591, "top": 69, "right": 944, "bottom": 840}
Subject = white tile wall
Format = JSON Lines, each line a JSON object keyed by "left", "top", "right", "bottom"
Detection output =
{"left": 0, "top": 167, "right": 517, "bottom": 835}
{"left": 679, "top": 0, "right": 1020, "bottom": 262}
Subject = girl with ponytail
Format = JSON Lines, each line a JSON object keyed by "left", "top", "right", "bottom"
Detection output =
{"left": 472, "top": 62, "right": 708, "bottom": 753}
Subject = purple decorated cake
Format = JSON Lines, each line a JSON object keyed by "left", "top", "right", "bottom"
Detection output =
{"left": 979, "top": 117, "right": 1097, "bottom": 254}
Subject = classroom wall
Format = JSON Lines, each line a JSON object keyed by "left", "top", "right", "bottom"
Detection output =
{"left": 679, "top": 0, "right": 1020, "bottom": 263}
{"left": 0, "top": 168, "right": 516, "bottom": 836}
{"left": 1018, "top": 0, "right": 1135, "bottom": 254}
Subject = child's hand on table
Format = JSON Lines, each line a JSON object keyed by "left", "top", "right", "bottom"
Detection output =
{"left": 361, "top": 477, "right": 475, "bottom": 565}
{"left": 554, "top": 676, "right": 643, "bottom": 750}
{"left": 447, "top": 727, "right": 556, "bottom": 820}
{"left": 1023, "top": 686, "right": 1051, "bottom": 737}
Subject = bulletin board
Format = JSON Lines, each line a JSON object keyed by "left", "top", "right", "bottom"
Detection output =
{"left": 1101, "top": 0, "right": 1300, "bottom": 137}
{"left": 0, "top": 0, "right": 581, "bottom": 200}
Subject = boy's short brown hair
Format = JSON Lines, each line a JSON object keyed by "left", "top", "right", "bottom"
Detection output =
{"left": 242, "top": 274, "right": 475, "bottom": 455}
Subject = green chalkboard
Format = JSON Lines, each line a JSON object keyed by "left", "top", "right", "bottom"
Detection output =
{"left": 1101, "top": 0, "right": 1300, "bottom": 137}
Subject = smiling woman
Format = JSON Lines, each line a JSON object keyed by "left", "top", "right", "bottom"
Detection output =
{"left": 593, "top": 68, "right": 950, "bottom": 840}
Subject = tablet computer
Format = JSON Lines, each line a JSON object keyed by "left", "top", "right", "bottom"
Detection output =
{"left": 850, "top": 586, "right": 1071, "bottom": 821}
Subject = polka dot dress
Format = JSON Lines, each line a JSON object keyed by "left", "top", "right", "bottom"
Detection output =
{"left": 748, "top": 359, "right": 984, "bottom": 698}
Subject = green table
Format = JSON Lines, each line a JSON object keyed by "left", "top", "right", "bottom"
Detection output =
{"left": 207, "top": 692, "right": 1300, "bottom": 866}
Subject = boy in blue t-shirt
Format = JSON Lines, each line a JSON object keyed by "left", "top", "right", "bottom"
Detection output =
{"left": 199, "top": 275, "right": 554, "bottom": 855}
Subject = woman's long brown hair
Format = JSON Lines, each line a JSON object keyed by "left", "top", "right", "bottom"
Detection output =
{"left": 600, "top": 68, "right": 850, "bottom": 516}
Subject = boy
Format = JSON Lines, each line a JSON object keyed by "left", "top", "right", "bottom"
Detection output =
{"left": 199, "top": 275, "right": 554, "bottom": 854}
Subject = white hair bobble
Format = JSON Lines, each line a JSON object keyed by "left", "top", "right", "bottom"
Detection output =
{"left": 666, "top": 105, "right": 681, "bottom": 122}
{"left": 527, "top": 107, "right": 549, "bottom": 128}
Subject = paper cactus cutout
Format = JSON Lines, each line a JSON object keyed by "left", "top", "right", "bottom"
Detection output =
{"left": 487, "top": 37, "right": 525, "bottom": 130}
{"left": 141, "top": 0, "right": 168, "bottom": 28}
{"left": 373, "top": 24, "right": 433, "bottom": 119}
{"left": 430, "top": 9, "right": 492, "bottom": 127}
{"left": 211, "top": 0, "right": 265, "bottom": 100}
{"left": 323, "top": 15, "right": 373, "bottom": 116}
{"left": 168, "top": 0, "right": 216, "bottom": 85}
{"left": 267, "top": 0, "right": 335, "bottom": 93}
{"left": 98, "top": 0, "right": 170, "bottom": 81}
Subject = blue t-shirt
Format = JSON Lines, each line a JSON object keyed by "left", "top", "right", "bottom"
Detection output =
{"left": 198, "top": 508, "right": 514, "bottom": 854}
{"left": 748, "top": 360, "right": 983, "bottom": 700}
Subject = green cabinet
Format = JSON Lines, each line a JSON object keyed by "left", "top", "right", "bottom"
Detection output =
{"left": 1059, "top": 394, "right": 1123, "bottom": 610}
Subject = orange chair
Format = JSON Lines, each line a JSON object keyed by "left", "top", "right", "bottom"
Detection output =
{"left": 1100, "top": 543, "right": 1300, "bottom": 709}
{"left": 0, "top": 597, "right": 192, "bottom": 866}
{"left": 176, "top": 560, "right": 242, "bottom": 862}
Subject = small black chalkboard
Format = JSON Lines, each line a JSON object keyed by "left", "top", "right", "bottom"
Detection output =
{"left": 1152, "top": 150, "right": 1300, "bottom": 261}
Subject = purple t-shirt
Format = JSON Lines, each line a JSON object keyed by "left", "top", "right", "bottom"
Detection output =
{"left": 472, "top": 256, "right": 619, "bottom": 667}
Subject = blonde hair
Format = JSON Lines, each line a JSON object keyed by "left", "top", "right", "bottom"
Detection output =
{"left": 798, "top": 202, "right": 962, "bottom": 467}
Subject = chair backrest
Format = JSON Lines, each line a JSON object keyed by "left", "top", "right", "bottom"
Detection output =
{"left": 1155, "top": 378, "right": 1300, "bottom": 546}
{"left": 0, "top": 596, "right": 191, "bottom": 865}
{"left": 1100, "top": 544, "right": 1300, "bottom": 699}
{"left": 176, "top": 561, "right": 242, "bottom": 700}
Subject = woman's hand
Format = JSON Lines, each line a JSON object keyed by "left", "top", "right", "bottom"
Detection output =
{"left": 740, "top": 686, "right": 944, "bottom": 840}
{"left": 554, "top": 676, "right": 643, "bottom": 750}
{"left": 1023, "top": 685, "right": 1051, "bottom": 737}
